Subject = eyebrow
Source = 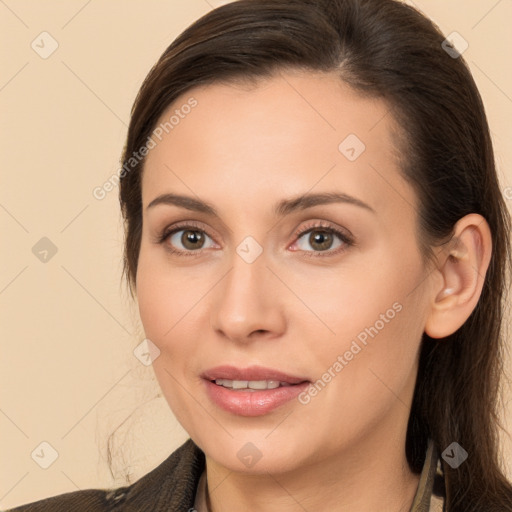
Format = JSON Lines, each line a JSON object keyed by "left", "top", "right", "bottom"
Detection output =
{"left": 146, "top": 191, "right": 376, "bottom": 216}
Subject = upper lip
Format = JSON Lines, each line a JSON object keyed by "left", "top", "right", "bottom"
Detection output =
{"left": 201, "top": 365, "right": 310, "bottom": 384}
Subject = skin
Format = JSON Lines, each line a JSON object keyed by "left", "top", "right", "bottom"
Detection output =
{"left": 135, "top": 70, "right": 492, "bottom": 511}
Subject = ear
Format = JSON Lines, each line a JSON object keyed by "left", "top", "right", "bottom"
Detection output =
{"left": 424, "top": 214, "right": 492, "bottom": 339}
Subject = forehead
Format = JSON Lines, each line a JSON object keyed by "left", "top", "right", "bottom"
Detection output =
{"left": 141, "top": 70, "right": 415, "bottom": 219}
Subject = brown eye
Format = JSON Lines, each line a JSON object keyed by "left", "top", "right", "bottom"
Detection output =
{"left": 163, "top": 226, "right": 217, "bottom": 254}
{"left": 308, "top": 230, "right": 335, "bottom": 251}
{"left": 295, "top": 228, "right": 346, "bottom": 253}
{"left": 180, "top": 230, "right": 205, "bottom": 250}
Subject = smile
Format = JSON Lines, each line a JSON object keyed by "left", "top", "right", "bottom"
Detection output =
{"left": 213, "top": 379, "right": 293, "bottom": 390}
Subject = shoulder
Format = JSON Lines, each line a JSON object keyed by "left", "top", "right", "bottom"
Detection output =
{"left": 4, "top": 439, "right": 205, "bottom": 512}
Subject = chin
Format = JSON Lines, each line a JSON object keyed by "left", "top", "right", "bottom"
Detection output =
{"left": 197, "top": 432, "right": 308, "bottom": 475}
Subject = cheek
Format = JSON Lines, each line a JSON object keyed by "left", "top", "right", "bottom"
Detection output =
{"left": 136, "top": 253, "right": 185, "bottom": 372}
{"left": 301, "top": 251, "right": 427, "bottom": 398}
{"left": 135, "top": 248, "right": 201, "bottom": 421}
{"left": 135, "top": 244, "right": 215, "bottom": 387}
{"left": 136, "top": 245, "right": 196, "bottom": 343}
{"left": 291, "top": 252, "right": 423, "bottom": 351}
{"left": 299, "top": 297, "right": 424, "bottom": 451}
{"left": 136, "top": 261, "right": 170, "bottom": 343}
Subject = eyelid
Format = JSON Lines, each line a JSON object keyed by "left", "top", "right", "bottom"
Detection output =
{"left": 289, "top": 220, "right": 355, "bottom": 256}
{"left": 154, "top": 220, "right": 219, "bottom": 251}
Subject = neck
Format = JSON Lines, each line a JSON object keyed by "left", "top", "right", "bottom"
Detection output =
{"left": 203, "top": 431, "right": 421, "bottom": 512}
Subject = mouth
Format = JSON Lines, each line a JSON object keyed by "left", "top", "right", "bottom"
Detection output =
{"left": 211, "top": 379, "right": 298, "bottom": 391}
{"left": 201, "top": 364, "right": 310, "bottom": 386}
{"left": 201, "top": 365, "right": 311, "bottom": 416}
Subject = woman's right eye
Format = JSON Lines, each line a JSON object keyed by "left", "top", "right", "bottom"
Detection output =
{"left": 160, "top": 226, "right": 217, "bottom": 255}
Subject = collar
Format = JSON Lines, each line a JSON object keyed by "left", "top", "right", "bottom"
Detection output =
{"left": 410, "top": 438, "right": 446, "bottom": 511}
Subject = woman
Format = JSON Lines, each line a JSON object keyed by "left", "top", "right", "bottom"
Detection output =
{"left": 8, "top": 0, "right": 512, "bottom": 510}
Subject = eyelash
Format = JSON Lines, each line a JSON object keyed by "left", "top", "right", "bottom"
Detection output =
{"left": 156, "top": 220, "right": 355, "bottom": 258}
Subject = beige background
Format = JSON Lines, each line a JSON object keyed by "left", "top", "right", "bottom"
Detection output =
{"left": 1, "top": 0, "right": 511, "bottom": 508}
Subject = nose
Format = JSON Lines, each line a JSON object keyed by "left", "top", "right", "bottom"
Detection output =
{"left": 209, "top": 249, "right": 286, "bottom": 343}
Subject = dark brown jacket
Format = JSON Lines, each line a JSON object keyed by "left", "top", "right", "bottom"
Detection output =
{"left": 5, "top": 438, "right": 445, "bottom": 511}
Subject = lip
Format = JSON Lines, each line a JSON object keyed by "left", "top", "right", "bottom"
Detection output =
{"left": 201, "top": 365, "right": 311, "bottom": 417}
{"left": 201, "top": 365, "right": 309, "bottom": 384}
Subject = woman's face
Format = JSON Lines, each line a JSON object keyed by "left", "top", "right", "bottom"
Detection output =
{"left": 136, "top": 70, "right": 435, "bottom": 474}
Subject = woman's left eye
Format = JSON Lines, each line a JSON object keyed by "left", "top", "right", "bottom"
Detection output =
{"left": 291, "top": 225, "right": 354, "bottom": 256}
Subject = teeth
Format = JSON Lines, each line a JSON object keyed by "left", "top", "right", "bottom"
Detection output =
{"left": 214, "top": 379, "right": 289, "bottom": 390}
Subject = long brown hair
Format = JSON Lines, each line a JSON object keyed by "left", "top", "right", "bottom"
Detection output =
{"left": 119, "top": 0, "right": 512, "bottom": 509}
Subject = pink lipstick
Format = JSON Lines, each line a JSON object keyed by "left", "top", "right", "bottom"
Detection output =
{"left": 201, "top": 365, "right": 310, "bottom": 416}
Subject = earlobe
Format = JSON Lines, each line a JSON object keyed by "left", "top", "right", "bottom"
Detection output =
{"left": 424, "top": 214, "right": 492, "bottom": 339}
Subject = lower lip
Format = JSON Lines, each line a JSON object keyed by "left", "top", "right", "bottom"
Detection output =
{"left": 203, "top": 379, "right": 310, "bottom": 417}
